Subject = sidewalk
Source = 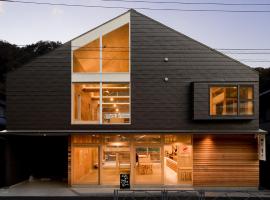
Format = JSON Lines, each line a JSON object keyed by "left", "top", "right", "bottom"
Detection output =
{"left": 1, "top": 179, "right": 270, "bottom": 199}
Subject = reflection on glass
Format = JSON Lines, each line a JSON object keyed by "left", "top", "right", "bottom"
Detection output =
{"left": 73, "top": 38, "right": 100, "bottom": 72}
{"left": 72, "top": 147, "right": 99, "bottom": 184}
{"left": 73, "top": 83, "right": 100, "bottom": 123}
{"left": 102, "top": 83, "right": 130, "bottom": 124}
{"left": 210, "top": 87, "right": 238, "bottom": 116}
{"left": 134, "top": 147, "right": 162, "bottom": 184}
{"left": 134, "top": 135, "right": 161, "bottom": 143}
{"left": 101, "top": 135, "right": 130, "bottom": 185}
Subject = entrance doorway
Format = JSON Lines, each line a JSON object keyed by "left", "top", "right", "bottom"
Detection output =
{"left": 134, "top": 146, "right": 162, "bottom": 185}
{"left": 101, "top": 135, "right": 131, "bottom": 185}
{"left": 72, "top": 146, "right": 99, "bottom": 185}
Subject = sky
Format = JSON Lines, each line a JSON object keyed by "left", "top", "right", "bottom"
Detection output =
{"left": 0, "top": 0, "right": 270, "bottom": 68}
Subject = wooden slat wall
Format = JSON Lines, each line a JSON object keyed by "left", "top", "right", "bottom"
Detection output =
{"left": 193, "top": 134, "right": 259, "bottom": 187}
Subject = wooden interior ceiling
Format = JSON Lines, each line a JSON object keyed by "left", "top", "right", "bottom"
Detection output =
{"left": 73, "top": 39, "right": 100, "bottom": 72}
{"left": 102, "top": 23, "right": 129, "bottom": 72}
{"left": 73, "top": 23, "right": 129, "bottom": 73}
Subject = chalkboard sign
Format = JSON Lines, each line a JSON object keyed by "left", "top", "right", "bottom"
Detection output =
{"left": 120, "top": 174, "right": 130, "bottom": 189}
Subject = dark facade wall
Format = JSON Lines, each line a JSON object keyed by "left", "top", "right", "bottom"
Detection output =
{"left": 0, "top": 137, "right": 6, "bottom": 187}
{"left": 6, "top": 10, "right": 259, "bottom": 131}
{"left": 259, "top": 93, "right": 270, "bottom": 189}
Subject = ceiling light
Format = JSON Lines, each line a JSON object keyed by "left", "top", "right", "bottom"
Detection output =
{"left": 116, "top": 108, "right": 119, "bottom": 112}
{"left": 113, "top": 104, "right": 117, "bottom": 107}
{"left": 110, "top": 97, "right": 114, "bottom": 101}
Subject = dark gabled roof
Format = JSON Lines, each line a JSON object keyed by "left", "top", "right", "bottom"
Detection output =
{"left": 9, "top": 9, "right": 258, "bottom": 76}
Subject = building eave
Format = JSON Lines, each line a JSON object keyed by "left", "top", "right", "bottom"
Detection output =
{"left": 0, "top": 129, "right": 267, "bottom": 136}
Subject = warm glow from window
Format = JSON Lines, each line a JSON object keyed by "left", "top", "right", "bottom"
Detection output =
{"left": 73, "top": 83, "right": 100, "bottom": 123}
{"left": 239, "top": 86, "right": 254, "bottom": 115}
{"left": 72, "top": 23, "right": 129, "bottom": 73}
{"left": 210, "top": 86, "right": 254, "bottom": 116}
{"left": 102, "top": 24, "right": 129, "bottom": 72}
{"left": 72, "top": 23, "right": 130, "bottom": 124}
{"left": 102, "top": 83, "right": 130, "bottom": 124}
{"left": 72, "top": 83, "right": 130, "bottom": 124}
{"left": 73, "top": 38, "right": 100, "bottom": 72}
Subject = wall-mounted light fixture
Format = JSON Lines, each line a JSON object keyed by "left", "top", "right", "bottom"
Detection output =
{"left": 164, "top": 77, "right": 169, "bottom": 82}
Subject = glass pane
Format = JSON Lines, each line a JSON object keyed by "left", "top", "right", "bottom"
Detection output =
{"left": 73, "top": 83, "right": 100, "bottom": 123}
{"left": 240, "top": 101, "right": 254, "bottom": 115}
{"left": 240, "top": 86, "right": 253, "bottom": 100}
{"left": 102, "top": 24, "right": 129, "bottom": 72}
{"left": 101, "top": 135, "right": 130, "bottom": 185}
{"left": 103, "top": 135, "right": 130, "bottom": 144}
{"left": 134, "top": 135, "right": 161, "bottom": 143}
{"left": 210, "top": 87, "right": 238, "bottom": 116}
{"left": 102, "top": 83, "right": 130, "bottom": 124}
{"left": 164, "top": 135, "right": 193, "bottom": 185}
{"left": 72, "top": 135, "right": 100, "bottom": 144}
{"left": 72, "top": 147, "right": 99, "bottom": 184}
{"left": 165, "top": 135, "right": 192, "bottom": 144}
{"left": 135, "top": 146, "right": 162, "bottom": 184}
{"left": 73, "top": 38, "right": 100, "bottom": 72}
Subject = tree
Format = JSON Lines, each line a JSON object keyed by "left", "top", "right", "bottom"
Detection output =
{"left": 255, "top": 67, "right": 270, "bottom": 93}
{"left": 0, "top": 40, "right": 62, "bottom": 96}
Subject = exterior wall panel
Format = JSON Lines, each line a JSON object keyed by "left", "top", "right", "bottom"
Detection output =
{"left": 193, "top": 134, "right": 259, "bottom": 187}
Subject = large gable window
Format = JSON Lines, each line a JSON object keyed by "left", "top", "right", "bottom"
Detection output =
{"left": 72, "top": 24, "right": 129, "bottom": 73}
{"left": 71, "top": 14, "right": 130, "bottom": 124}
{"left": 210, "top": 85, "right": 254, "bottom": 116}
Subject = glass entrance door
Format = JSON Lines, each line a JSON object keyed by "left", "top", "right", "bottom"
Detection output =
{"left": 134, "top": 146, "right": 162, "bottom": 185}
{"left": 72, "top": 146, "right": 99, "bottom": 185}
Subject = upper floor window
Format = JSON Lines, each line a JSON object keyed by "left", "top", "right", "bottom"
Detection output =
{"left": 73, "top": 24, "right": 129, "bottom": 73}
{"left": 71, "top": 20, "right": 130, "bottom": 125}
{"left": 210, "top": 85, "right": 254, "bottom": 116}
{"left": 72, "top": 83, "right": 130, "bottom": 124}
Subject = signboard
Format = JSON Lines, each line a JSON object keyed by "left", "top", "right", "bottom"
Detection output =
{"left": 120, "top": 174, "right": 130, "bottom": 189}
{"left": 258, "top": 134, "right": 266, "bottom": 161}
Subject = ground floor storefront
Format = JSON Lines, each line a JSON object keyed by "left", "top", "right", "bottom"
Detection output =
{"left": 68, "top": 134, "right": 259, "bottom": 187}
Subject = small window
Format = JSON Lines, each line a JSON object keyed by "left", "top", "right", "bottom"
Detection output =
{"left": 210, "top": 87, "right": 238, "bottom": 116}
{"left": 210, "top": 85, "right": 254, "bottom": 116}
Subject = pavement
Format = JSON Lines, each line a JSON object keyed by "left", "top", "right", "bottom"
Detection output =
{"left": 1, "top": 179, "right": 270, "bottom": 199}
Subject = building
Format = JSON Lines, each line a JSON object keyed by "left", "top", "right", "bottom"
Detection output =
{"left": 259, "top": 89, "right": 270, "bottom": 189}
{"left": 3, "top": 10, "right": 266, "bottom": 188}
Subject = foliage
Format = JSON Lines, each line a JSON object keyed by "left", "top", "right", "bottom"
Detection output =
{"left": 0, "top": 40, "right": 62, "bottom": 96}
{"left": 254, "top": 67, "right": 270, "bottom": 93}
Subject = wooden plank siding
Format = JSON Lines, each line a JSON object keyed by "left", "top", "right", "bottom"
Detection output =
{"left": 193, "top": 134, "right": 259, "bottom": 187}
